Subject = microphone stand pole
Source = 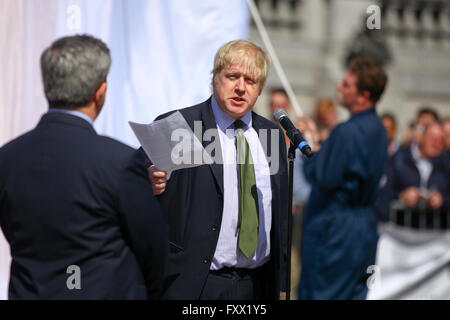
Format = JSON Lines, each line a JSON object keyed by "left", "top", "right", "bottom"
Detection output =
{"left": 286, "top": 143, "right": 296, "bottom": 300}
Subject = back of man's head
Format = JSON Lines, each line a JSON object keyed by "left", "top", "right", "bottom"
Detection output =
{"left": 348, "top": 56, "right": 388, "bottom": 105}
{"left": 40, "top": 34, "right": 111, "bottom": 109}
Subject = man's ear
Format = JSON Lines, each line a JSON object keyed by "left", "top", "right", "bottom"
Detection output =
{"left": 359, "top": 90, "right": 371, "bottom": 103}
{"left": 94, "top": 81, "right": 107, "bottom": 109}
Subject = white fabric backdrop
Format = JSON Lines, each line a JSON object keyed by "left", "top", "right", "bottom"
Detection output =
{"left": 367, "top": 224, "right": 450, "bottom": 300}
{"left": 0, "top": 0, "right": 249, "bottom": 299}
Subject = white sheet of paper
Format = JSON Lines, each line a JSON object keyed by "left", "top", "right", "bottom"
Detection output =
{"left": 129, "top": 111, "right": 212, "bottom": 179}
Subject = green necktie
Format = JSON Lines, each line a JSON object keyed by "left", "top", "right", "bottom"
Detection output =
{"left": 234, "top": 119, "right": 259, "bottom": 258}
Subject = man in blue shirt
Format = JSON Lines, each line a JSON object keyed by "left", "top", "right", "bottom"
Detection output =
{"left": 298, "top": 57, "right": 388, "bottom": 300}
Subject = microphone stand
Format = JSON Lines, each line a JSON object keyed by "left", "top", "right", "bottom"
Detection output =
{"left": 286, "top": 143, "right": 296, "bottom": 300}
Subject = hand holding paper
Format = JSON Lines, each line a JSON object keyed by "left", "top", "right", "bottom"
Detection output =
{"left": 129, "top": 111, "right": 213, "bottom": 180}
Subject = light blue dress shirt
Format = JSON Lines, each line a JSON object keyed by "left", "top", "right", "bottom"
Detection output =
{"left": 210, "top": 96, "right": 272, "bottom": 270}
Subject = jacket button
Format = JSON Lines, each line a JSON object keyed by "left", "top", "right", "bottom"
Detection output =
{"left": 211, "top": 224, "right": 218, "bottom": 231}
{"left": 203, "top": 257, "right": 210, "bottom": 264}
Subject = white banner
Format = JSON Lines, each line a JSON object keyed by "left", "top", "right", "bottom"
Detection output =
{"left": 367, "top": 223, "right": 450, "bottom": 300}
{"left": 0, "top": 0, "right": 249, "bottom": 300}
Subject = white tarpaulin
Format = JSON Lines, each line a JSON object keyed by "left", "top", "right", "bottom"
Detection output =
{"left": 0, "top": 0, "right": 249, "bottom": 300}
{"left": 367, "top": 223, "right": 450, "bottom": 300}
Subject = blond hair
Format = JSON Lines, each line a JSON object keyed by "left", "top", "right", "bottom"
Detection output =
{"left": 212, "top": 40, "right": 270, "bottom": 88}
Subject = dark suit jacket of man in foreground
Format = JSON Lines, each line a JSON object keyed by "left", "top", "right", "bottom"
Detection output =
{"left": 0, "top": 111, "right": 168, "bottom": 299}
{"left": 137, "top": 97, "right": 289, "bottom": 299}
{"left": 0, "top": 34, "right": 168, "bottom": 299}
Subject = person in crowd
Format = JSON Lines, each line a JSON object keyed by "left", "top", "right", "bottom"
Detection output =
{"left": 144, "top": 40, "right": 289, "bottom": 299}
{"left": 401, "top": 121, "right": 416, "bottom": 149}
{"left": 0, "top": 35, "right": 168, "bottom": 299}
{"left": 313, "top": 98, "right": 338, "bottom": 143}
{"left": 381, "top": 113, "right": 400, "bottom": 157}
{"left": 292, "top": 116, "right": 320, "bottom": 206}
{"left": 442, "top": 119, "right": 450, "bottom": 195}
{"left": 401, "top": 108, "right": 439, "bottom": 149}
{"left": 442, "top": 118, "right": 450, "bottom": 151}
{"left": 298, "top": 57, "right": 388, "bottom": 300}
{"left": 411, "top": 107, "right": 440, "bottom": 146}
{"left": 416, "top": 107, "right": 440, "bottom": 127}
{"left": 374, "top": 113, "right": 400, "bottom": 222}
{"left": 391, "top": 121, "right": 449, "bottom": 210}
{"left": 269, "top": 88, "right": 291, "bottom": 119}
{"left": 268, "top": 87, "right": 292, "bottom": 148}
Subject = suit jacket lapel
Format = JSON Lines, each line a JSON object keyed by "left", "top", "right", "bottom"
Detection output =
{"left": 200, "top": 98, "right": 224, "bottom": 196}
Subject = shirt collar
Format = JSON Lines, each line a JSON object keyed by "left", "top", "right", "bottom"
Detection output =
{"left": 411, "top": 142, "right": 429, "bottom": 163}
{"left": 48, "top": 108, "right": 94, "bottom": 126}
{"left": 211, "top": 95, "right": 252, "bottom": 132}
{"left": 350, "top": 107, "right": 375, "bottom": 119}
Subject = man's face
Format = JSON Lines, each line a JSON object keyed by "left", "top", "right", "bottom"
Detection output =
{"left": 420, "top": 123, "right": 444, "bottom": 159}
{"left": 270, "top": 92, "right": 290, "bottom": 116}
{"left": 336, "top": 71, "right": 360, "bottom": 110}
{"left": 382, "top": 116, "right": 396, "bottom": 142}
{"left": 213, "top": 63, "right": 261, "bottom": 120}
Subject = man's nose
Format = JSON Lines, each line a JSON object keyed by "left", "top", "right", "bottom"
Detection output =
{"left": 235, "top": 78, "right": 245, "bottom": 92}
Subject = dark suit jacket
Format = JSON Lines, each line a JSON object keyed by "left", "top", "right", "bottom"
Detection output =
{"left": 0, "top": 112, "right": 168, "bottom": 299}
{"left": 137, "top": 98, "right": 288, "bottom": 299}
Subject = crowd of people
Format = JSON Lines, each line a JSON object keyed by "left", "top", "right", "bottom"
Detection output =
{"left": 270, "top": 92, "right": 450, "bottom": 218}
{"left": 269, "top": 84, "right": 450, "bottom": 299}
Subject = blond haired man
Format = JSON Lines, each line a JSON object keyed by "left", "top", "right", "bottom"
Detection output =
{"left": 141, "top": 40, "right": 289, "bottom": 299}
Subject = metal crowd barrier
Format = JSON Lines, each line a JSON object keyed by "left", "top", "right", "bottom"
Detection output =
{"left": 389, "top": 201, "right": 450, "bottom": 230}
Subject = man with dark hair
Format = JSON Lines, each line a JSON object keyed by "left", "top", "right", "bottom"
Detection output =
{"left": 269, "top": 87, "right": 290, "bottom": 121}
{"left": 298, "top": 57, "right": 388, "bottom": 299}
{"left": 417, "top": 107, "right": 440, "bottom": 124}
{"left": 0, "top": 35, "right": 168, "bottom": 299}
{"left": 410, "top": 107, "right": 440, "bottom": 148}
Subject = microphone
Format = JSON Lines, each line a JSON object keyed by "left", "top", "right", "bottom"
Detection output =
{"left": 273, "top": 109, "right": 313, "bottom": 158}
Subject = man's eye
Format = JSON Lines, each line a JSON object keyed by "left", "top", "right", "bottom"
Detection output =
{"left": 246, "top": 78, "right": 256, "bottom": 84}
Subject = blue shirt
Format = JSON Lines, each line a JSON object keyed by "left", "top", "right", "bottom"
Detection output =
{"left": 304, "top": 108, "right": 388, "bottom": 219}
